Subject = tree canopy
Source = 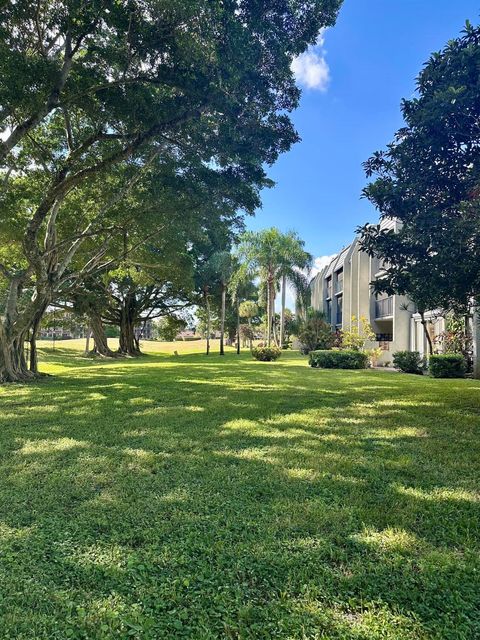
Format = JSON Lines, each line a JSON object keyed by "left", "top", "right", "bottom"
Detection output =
{"left": 359, "top": 22, "right": 480, "bottom": 318}
{"left": 0, "top": 0, "right": 342, "bottom": 382}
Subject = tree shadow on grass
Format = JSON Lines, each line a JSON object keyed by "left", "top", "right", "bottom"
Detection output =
{"left": 0, "top": 354, "right": 479, "bottom": 638}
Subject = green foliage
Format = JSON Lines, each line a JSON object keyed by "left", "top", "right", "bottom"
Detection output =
{"left": 297, "top": 309, "right": 334, "bottom": 354}
{"left": 239, "top": 300, "right": 259, "bottom": 321}
{"left": 435, "top": 313, "right": 474, "bottom": 371}
{"left": 1, "top": 0, "right": 342, "bottom": 379}
{"left": 341, "top": 315, "right": 376, "bottom": 351}
{"left": 393, "top": 351, "right": 425, "bottom": 375}
{"left": 236, "top": 228, "right": 312, "bottom": 345}
{"left": 251, "top": 345, "right": 282, "bottom": 361}
{"left": 309, "top": 349, "right": 369, "bottom": 369}
{"left": 429, "top": 354, "right": 466, "bottom": 378}
{"left": 155, "top": 316, "right": 187, "bottom": 342}
{"left": 359, "top": 23, "right": 480, "bottom": 315}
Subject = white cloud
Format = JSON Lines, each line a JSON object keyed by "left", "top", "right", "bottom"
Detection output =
{"left": 312, "top": 254, "right": 337, "bottom": 276}
{"left": 291, "top": 30, "right": 330, "bottom": 91}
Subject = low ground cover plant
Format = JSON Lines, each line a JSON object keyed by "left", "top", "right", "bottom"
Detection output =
{"left": 309, "top": 349, "right": 369, "bottom": 369}
{"left": 393, "top": 350, "right": 424, "bottom": 374}
{"left": 429, "top": 353, "right": 466, "bottom": 378}
{"left": 252, "top": 345, "right": 282, "bottom": 361}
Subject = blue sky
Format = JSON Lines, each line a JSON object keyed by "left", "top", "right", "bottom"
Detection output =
{"left": 247, "top": 0, "right": 480, "bottom": 271}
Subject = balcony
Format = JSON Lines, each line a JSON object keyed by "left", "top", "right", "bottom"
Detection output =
{"left": 375, "top": 296, "right": 393, "bottom": 318}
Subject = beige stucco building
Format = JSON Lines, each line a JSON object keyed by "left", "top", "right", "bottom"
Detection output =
{"left": 310, "top": 221, "right": 445, "bottom": 364}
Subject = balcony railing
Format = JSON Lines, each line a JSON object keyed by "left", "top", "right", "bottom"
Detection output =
{"left": 375, "top": 296, "right": 393, "bottom": 318}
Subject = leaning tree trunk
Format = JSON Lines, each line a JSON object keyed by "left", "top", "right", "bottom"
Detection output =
{"left": 279, "top": 274, "right": 286, "bottom": 349}
{"left": 220, "top": 284, "right": 226, "bottom": 356}
{"left": 89, "top": 311, "right": 116, "bottom": 357}
{"left": 419, "top": 311, "right": 434, "bottom": 356}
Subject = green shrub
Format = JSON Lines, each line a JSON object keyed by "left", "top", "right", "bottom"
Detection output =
{"left": 252, "top": 345, "right": 282, "bottom": 361}
{"left": 297, "top": 310, "right": 335, "bottom": 354}
{"left": 429, "top": 354, "right": 466, "bottom": 378}
{"left": 308, "top": 349, "right": 369, "bottom": 369}
{"left": 393, "top": 351, "right": 424, "bottom": 374}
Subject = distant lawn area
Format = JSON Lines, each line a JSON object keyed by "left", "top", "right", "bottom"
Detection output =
{"left": 0, "top": 343, "right": 479, "bottom": 639}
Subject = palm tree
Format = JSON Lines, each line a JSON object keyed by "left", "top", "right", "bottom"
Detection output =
{"left": 236, "top": 228, "right": 311, "bottom": 347}
{"left": 209, "top": 251, "right": 235, "bottom": 356}
{"left": 239, "top": 300, "right": 258, "bottom": 350}
{"left": 277, "top": 231, "right": 313, "bottom": 348}
{"left": 230, "top": 263, "right": 258, "bottom": 354}
{"left": 236, "top": 228, "right": 284, "bottom": 346}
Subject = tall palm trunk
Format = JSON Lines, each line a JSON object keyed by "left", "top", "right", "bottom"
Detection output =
{"left": 266, "top": 278, "right": 272, "bottom": 346}
{"left": 220, "top": 283, "right": 226, "bottom": 356}
{"left": 204, "top": 288, "right": 211, "bottom": 356}
{"left": 270, "top": 279, "right": 277, "bottom": 346}
{"left": 236, "top": 298, "right": 241, "bottom": 355}
{"left": 280, "top": 273, "right": 286, "bottom": 349}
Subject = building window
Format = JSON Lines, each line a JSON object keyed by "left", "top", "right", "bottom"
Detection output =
{"left": 375, "top": 333, "right": 393, "bottom": 342}
{"left": 326, "top": 276, "right": 332, "bottom": 299}
{"left": 336, "top": 295, "right": 343, "bottom": 326}
{"left": 335, "top": 269, "right": 343, "bottom": 294}
{"left": 326, "top": 299, "right": 332, "bottom": 324}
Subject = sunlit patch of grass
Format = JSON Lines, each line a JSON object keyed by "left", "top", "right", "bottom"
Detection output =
{"left": 17, "top": 437, "right": 89, "bottom": 455}
{"left": 0, "top": 345, "right": 479, "bottom": 638}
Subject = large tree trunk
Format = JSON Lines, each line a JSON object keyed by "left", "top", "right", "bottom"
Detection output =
{"left": 89, "top": 311, "right": 116, "bottom": 357}
{"left": 119, "top": 311, "right": 141, "bottom": 356}
{"left": 220, "top": 284, "right": 226, "bottom": 356}
{"left": 280, "top": 274, "right": 286, "bottom": 349}
{"left": 1, "top": 325, "right": 36, "bottom": 382}
{"left": 0, "top": 294, "right": 49, "bottom": 383}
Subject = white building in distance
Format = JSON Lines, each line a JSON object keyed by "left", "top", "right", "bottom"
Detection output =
{"left": 310, "top": 220, "right": 445, "bottom": 365}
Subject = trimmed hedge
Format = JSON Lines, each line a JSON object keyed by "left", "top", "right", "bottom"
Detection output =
{"left": 393, "top": 351, "right": 424, "bottom": 374}
{"left": 252, "top": 345, "right": 282, "bottom": 361}
{"left": 309, "top": 349, "right": 369, "bottom": 369}
{"left": 429, "top": 354, "right": 466, "bottom": 378}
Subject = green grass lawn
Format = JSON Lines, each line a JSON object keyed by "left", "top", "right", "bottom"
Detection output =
{"left": 0, "top": 343, "right": 479, "bottom": 639}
